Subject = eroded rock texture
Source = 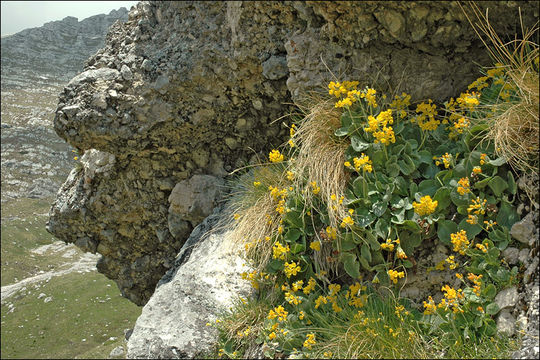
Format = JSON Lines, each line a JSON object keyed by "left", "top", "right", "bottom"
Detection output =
{"left": 47, "top": 1, "right": 539, "bottom": 305}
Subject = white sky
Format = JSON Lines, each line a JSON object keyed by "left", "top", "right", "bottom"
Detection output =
{"left": 1, "top": 1, "right": 138, "bottom": 36}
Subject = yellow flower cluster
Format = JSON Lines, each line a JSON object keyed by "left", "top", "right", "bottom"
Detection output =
{"left": 303, "top": 277, "right": 316, "bottom": 295}
{"left": 388, "top": 269, "right": 405, "bottom": 284}
{"left": 310, "top": 181, "right": 320, "bottom": 195}
{"left": 314, "top": 295, "right": 328, "bottom": 309}
{"left": 303, "top": 333, "right": 316, "bottom": 349}
{"left": 475, "top": 242, "right": 488, "bottom": 253}
{"left": 272, "top": 242, "right": 290, "bottom": 260}
{"left": 350, "top": 153, "right": 373, "bottom": 172}
{"left": 288, "top": 124, "right": 296, "bottom": 147}
{"left": 283, "top": 261, "right": 301, "bottom": 278}
{"left": 268, "top": 305, "right": 288, "bottom": 322}
{"left": 284, "top": 291, "right": 302, "bottom": 305}
{"left": 456, "top": 91, "right": 480, "bottom": 111}
{"left": 472, "top": 166, "right": 482, "bottom": 174}
{"left": 480, "top": 153, "right": 487, "bottom": 165}
{"left": 413, "top": 195, "right": 438, "bottom": 216}
{"left": 414, "top": 100, "right": 439, "bottom": 131}
{"left": 396, "top": 247, "right": 407, "bottom": 259}
{"left": 364, "top": 109, "right": 395, "bottom": 145}
{"left": 450, "top": 230, "right": 469, "bottom": 255}
{"left": 445, "top": 255, "right": 458, "bottom": 270}
{"left": 467, "top": 196, "right": 487, "bottom": 215}
{"left": 433, "top": 152, "right": 453, "bottom": 168}
{"left": 467, "top": 272, "right": 483, "bottom": 296}
{"left": 241, "top": 270, "right": 260, "bottom": 289}
{"left": 269, "top": 149, "right": 284, "bottom": 163}
{"left": 346, "top": 282, "right": 368, "bottom": 308}
{"left": 389, "top": 92, "right": 411, "bottom": 118}
{"left": 340, "top": 215, "right": 354, "bottom": 228}
{"left": 310, "top": 241, "right": 321, "bottom": 251}
{"left": 325, "top": 226, "right": 337, "bottom": 240}
{"left": 440, "top": 284, "right": 464, "bottom": 313}
{"left": 362, "top": 88, "right": 378, "bottom": 108}
{"left": 457, "top": 177, "right": 470, "bottom": 195}
{"left": 423, "top": 296, "right": 437, "bottom": 315}
{"left": 329, "top": 81, "right": 361, "bottom": 108}
{"left": 380, "top": 238, "right": 395, "bottom": 251}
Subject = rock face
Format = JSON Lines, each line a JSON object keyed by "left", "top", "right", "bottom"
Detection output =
{"left": 126, "top": 205, "right": 253, "bottom": 358}
{"left": 1, "top": 8, "right": 129, "bottom": 81}
{"left": 47, "top": 1, "right": 539, "bottom": 305}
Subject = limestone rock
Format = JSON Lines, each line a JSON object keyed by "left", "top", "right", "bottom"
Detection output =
{"left": 502, "top": 247, "right": 520, "bottom": 265}
{"left": 127, "top": 208, "right": 253, "bottom": 358}
{"left": 511, "top": 213, "right": 536, "bottom": 245}
{"left": 497, "top": 309, "right": 516, "bottom": 337}
{"left": 495, "top": 286, "right": 519, "bottom": 310}
{"left": 168, "top": 175, "right": 224, "bottom": 225}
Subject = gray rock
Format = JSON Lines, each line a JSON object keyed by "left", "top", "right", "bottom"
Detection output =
{"left": 502, "top": 247, "right": 520, "bottom": 265}
{"left": 121, "top": 64, "right": 133, "bottom": 81}
{"left": 126, "top": 221, "right": 253, "bottom": 358}
{"left": 524, "top": 257, "right": 539, "bottom": 284}
{"left": 168, "top": 175, "right": 224, "bottom": 224}
{"left": 496, "top": 309, "right": 516, "bottom": 336}
{"left": 519, "top": 248, "right": 530, "bottom": 264}
{"left": 109, "top": 346, "right": 125, "bottom": 358}
{"left": 495, "top": 286, "right": 519, "bottom": 310}
{"left": 511, "top": 213, "right": 536, "bottom": 245}
{"left": 262, "top": 55, "right": 289, "bottom": 80}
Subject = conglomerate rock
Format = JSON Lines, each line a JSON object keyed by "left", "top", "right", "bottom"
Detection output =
{"left": 47, "top": 1, "right": 539, "bottom": 305}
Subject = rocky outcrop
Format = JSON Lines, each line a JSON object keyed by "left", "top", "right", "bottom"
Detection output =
{"left": 126, "top": 205, "right": 253, "bottom": 358}
{"left": 47, "top": 1, "right": 539, "bottom": 305}
{"left": 1, "top": 8, "right": 129, "bottom": 80}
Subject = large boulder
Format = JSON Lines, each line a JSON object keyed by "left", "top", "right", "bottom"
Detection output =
{"left": 47, "top": 1, "right": 539, "bottom": 305}
{"left": 126, "top": 206, "right": 253, "bottom": 358}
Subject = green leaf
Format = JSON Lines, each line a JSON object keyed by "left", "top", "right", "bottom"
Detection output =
{"left": 483, "top": 283, "right": 497, "bottom": 300}
{"left": 393, "top": 176, "right": 409, "bottom": 196}
{"left": 284, "top": 210, "right": 303, "bottom": 228}
{"left": 358, "top": 255, "right": 372, "bottom": 271}
{"left": 386, "top": 162, "right": 400, "bottom": 178}
{"left": 284, "top": 228, "right": 302, "bottom": 243}
{"left": 402, "top": 260, "right": 413, "bottom": 268}
{"left": 458, "top": 218, "right": 483, "bottom": 240}
{"left": 365, "top": 230, "right": 380, "bottom": 251}
{"left": 361, "top": 244, "right": 372, "bottom": 263}
{"left": 507, "top": 171, "right": 517, "bottom": 195}
{"left": 290, "top": 243, "right": 306, "bottom": 254}
{"left": 433, "top": 187, "right": 451, "bottom": 210}
{"left": 340, "top": 234, "right": 357, "bottom": 251}
{"left": 391, "top": 208, "right": 406, "bottom": 224}
{"left": 496, "top": 200, "right": 519, "bottom": 229}
{"left": 409, "top": 182, "right": 418, "bottom": 198}
{"left": 488, "top": 176, "right": 509, "bottom": 197}
{"left": 335, "top": 127, "right": 350, "bottom": 137}
{"left": 437, "top": 220, "right": 458, "bottom": 245}
{"left": 457, "top": 205, "right": 468, "bottom": 215}
{"left": 474, "top": 176, "right": 492, "bottom": 190}
{"left": 372, "top": 201, "right": 388, "bottom": 217}
{"left": 489, "top": 228, "right": 510, "bottom": 250}
{"left": 342, "top": 252, "right": 361, "bottom": 278}
{"left": 351, "top": 135, "right": 370, "bottom": 152}
{"left": 398, "top": 229, "right": 422, "bottom": 254}
{"left": 402, "top": 220, "right": 422, "bottom": 234}
{"left": 450, "top": 189, "right": 470, "bottom": 206}
{"left": 489, "top": 157, "right": 507, "bottom": 166}
{"left": 266, "top": 259, "right": 283, "bottom": 274}
{"left": 418, "top": 150, "right": 433, "bottom": 164}
{"left": 418, "top": 179, "right": 439, "bottom": 197}
{"left": 398, "top": 155, "right": 416, "bottom": 175}
{"left": 357, "top": 212, "right": 376, "bottom": 227}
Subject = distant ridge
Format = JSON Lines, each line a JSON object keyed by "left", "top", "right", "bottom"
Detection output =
{"left": 1, "top": 8, "right": 130, "bottom": 80}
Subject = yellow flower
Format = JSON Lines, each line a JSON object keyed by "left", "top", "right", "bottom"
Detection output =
{"left": 288, "top": 139, "right": 295, "bottom": 148}
{"left": 314, "top": 295, "right": 328, "bottom": 309}
{"left": 233, "top": 213, "right": 240, "bottom": 220}
{"left": 396, "top": 247, "right": 407, "bottom": 259}
{"left": 299, "top": 311, "right": 306, "bottom": 320}
{"left": 472, "top": 166, "right": 482, "bottom": 174}
{"left": 303, "top": 277, "right": 316, "bottom": 295}
{"left": 310, "top": 181, "right": 320, "bottom": 195}
{"left": 269, "top": 149, "right": 284, "bottom": 163}
{"left": 73, "top": 156, "right": 79, "bottom": 161}
{"left": 326, "top": 226, "right": 337, "bottom": 240}
{"left": 450, "top": 230, "right": 469, "bottom": 255}
{"left": 423, "top": 296, "right": 437, "bottom": 315}
{"left": 283, "top": 261, "right": 301, "bottom": 278}
{"left": 388, "top": 269, "right": 405, "bottom": 284}
{"left": 272, "top": 242, "right": 290, "bottom": 260}
{"left": 268, "top": 331, "right": 276, "bottom": 340}
{"left": 268, "top": 305, "right": 288, "bottom": 322}
{"left": 303, "top": 333, "right": 316, "bottom": 349}
{"left": 292, "top": 280, "right": 304, "bottom": 292}
{"left": 344, "top": 161, "right": 351, "bottom": 167}
{"left": 286, "top": 171, "right": 295, "bottom": 181}
{"left": 480, "top": 153, "right": 487, "bottom": 165}
{"left": 310, "top": 241, "right": 321, "bottom": 251}
{"left": 457, "top": 177, "right": 471, "bottom": 195}
{"left": 340, "top": 215, "right": 354, "bottom": 228}
{"left": 415, "top": 100, "right": 439, "bottom": 131}
{"left": 253, "top": 181, "right": 261, "bottom": 186}
{"left": 467, "top": 197, "right": 487, "bottom": 215}
{"left": 380, "top": 239, "right": 395, "bottom": 252}
{"left": 413, "top": 195, "right": 438, "bottom": 216}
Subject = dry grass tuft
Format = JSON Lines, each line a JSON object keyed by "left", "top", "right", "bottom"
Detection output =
{"left": 226, "top": 164, "right": 286, "bottom": 269}
{"left": 291, "top": 97, "right": 350, "bottom": 230}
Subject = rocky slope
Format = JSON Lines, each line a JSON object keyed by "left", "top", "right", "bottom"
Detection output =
{"left": 47, "top": 1, "right": 539, "bottom": 308}
{"left": 1, "top": 8, "right": 129, "bottom": 81}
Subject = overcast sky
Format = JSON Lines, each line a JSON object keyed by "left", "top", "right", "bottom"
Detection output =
{"left": 1, "top": 1, "right": 138, "bottom": 36}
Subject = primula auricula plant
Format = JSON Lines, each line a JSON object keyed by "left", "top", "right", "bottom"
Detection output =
{"left": 218, "top": 60, "right": 533, "bottom": 358}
